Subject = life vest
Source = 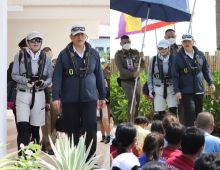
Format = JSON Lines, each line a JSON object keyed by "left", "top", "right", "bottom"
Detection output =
{"left": 65, "top": 42, "right": 93, "bottom": 77}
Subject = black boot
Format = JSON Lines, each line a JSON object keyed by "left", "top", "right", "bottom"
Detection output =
{"left": 104, "top": 135, "right": 110, "bottom": 144}
{"left": 100, "top": 135, "right": 105, "bottom": 142}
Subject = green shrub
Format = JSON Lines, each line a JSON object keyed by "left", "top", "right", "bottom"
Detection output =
{"left": 203, "top": 71, "right": 220, "bottom": 135}
{"left": 110, "top": 72, "right": 152, "bottom": 123}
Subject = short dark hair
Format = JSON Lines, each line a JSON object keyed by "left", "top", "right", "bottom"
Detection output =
{"left": 134, "top": 116, "right": 149, "bottom": 125}
{"left": 142, "top": 132, "right": 164, "bottom": 161}
{"left": 121, "top": 35, "right": 130, "bottom": 40}
{"left": 165, "top": 29, "right": 175, "bottom": 34}
{"left": 115, "top": 122, "right": 137, "bottom": 155}
{"left": 195, "top": 153, "right": 220, "bottom": 170}
{"left": 151, "top": 120, "right": 164, "bottom": 134}
{"left": 165, "top": 123, "right": 185, "bottom": 145}
{"left": 43, "top": 47, "right": 52, "bottom": 52}
{"left": 142, "top": 161, "right": 167, "bottom": 170}
{"left": 181, "top": 127, "right": 204, "bottom": 155}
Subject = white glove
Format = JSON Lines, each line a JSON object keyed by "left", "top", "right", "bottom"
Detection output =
{"left": 149, "top": 90, "right": 154, "bottom": 98}
{"left": 27, "top": 80, "right": 34, "bottom": 88}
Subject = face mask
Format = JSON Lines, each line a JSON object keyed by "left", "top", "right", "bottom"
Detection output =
{"left": 167, "top": 38, "right": 176, "bottom": 45}
{"left": 122, "top": 43, "right": 131, "bottom": 50}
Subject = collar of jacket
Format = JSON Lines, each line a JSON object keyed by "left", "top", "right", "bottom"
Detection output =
{"left": 180, "top": 46, "right": 199, "bottom": 56}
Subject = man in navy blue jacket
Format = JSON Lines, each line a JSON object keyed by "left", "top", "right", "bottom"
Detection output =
{"left": 172, "top": 33, "right": 215, "bottom": 127}
{"left": 52, "top": 25, "right": 106, "bottom": 159}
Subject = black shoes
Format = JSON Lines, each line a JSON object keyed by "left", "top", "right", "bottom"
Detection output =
{"left": 104, "top": 135, "right": 110, "bottom": 144}
{"left": 100, "top": 135, "right": 106, "bottom": 142}
{"left": 100, "top": 135, "right": 110, "bottom": 144}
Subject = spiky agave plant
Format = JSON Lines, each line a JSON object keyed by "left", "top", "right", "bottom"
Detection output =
{"left": 39, "top": 134, "right": 101, "bottom": 170}
{"left": 0, "top": 145, "right": 19, "bottom": 170}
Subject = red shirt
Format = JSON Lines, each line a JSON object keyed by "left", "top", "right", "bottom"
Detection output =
{"left": 166, "top": 154, "right": 194, "bottom": 170}
{"left": 160, "top": 146, "right": 182, "bottom": 161}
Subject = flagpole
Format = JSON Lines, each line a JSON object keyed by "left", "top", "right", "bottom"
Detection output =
{"left": 188, "top": 0, "right": 197, "bottom": 34}
{"left": 155, "top": 29, "right": 158, "bottom": 52}
{"left": 129, "top": 5, "right": 151, "bottom": 122}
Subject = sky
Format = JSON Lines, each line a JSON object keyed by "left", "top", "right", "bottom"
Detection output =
{"left": 110, "top": 0, "right": 216, "bottom": 58}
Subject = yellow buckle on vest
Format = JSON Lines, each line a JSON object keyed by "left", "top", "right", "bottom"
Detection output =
{"left": 183, "top": 68, "right": 188, "bottom": 74}
{"left": 69, "top": 69, "right": 74, "bottom": 75}
{"left": 154, "top": 73, "right": 160, "bottom": 79}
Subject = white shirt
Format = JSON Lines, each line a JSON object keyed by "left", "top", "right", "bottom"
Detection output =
{"left": 73, "top": 45, "right": 85, "bottom": 58}
{"left": 26, "top": 48, "right": 41, "bottom": 61}
{"left": 184, "top": 49, "right": 194, "bottom": 59}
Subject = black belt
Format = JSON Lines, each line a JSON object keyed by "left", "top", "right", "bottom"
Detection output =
{"left": 18, "top": 89, "right": 43, "bottom": 93}
{"left": 154, "top": 84, "right": 172, "bottom": 87}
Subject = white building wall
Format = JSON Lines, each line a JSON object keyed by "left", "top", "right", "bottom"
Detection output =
{"left": 0, "top": 0, "right": 7, "bottom": 156}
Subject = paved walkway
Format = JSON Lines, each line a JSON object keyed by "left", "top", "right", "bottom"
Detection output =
{"left": 7, "top": 110, "right": 110, "bottom": 170}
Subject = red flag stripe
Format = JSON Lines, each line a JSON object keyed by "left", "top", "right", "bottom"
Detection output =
{"left": 141, "top": 21, "right": 176, "bottom": 32}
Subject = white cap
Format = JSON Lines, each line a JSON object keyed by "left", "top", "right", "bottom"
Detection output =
{"left": 71, "top": 25, "right": 86, "bottom": 36}
{"left": 157, "top": 39, "right": 170, "bottom": 48}
{"left": 111, "top": 153, "right": 140, "bottom": 170}
{"left": 182, "top": 33, "right": 193, "bottom": 42}
{"left": 26, "top": 31, "right": 43, "bottom": 41}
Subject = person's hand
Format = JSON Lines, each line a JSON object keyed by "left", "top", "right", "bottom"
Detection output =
{"left": 98, "top": 100, "right": 106, "bottom": 109}
{"left": 27, "top": 80, "right": 35, "bottom": 88}
{"left": 133, "top": 71, "right": 139, "bottom": 78}
{"left": 149, "top": 91, "right": 154, "bottom": 99}
{"left": 209, "top": 84, "right": 216, "bottom": 92}
{"left": 175, "top": 92, "right": 182, "bottom": 103}
{"left": 139, "top": 52, "right": 144, "bottom": 58}
{"left": 52, "top": 100, "right": 61, "bottom": 112}
{"left": 35, "top": 80, "right": 44, "bottom": 88}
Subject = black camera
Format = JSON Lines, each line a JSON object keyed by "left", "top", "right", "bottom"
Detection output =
{"left": 31, "top": 75, "right": 39, "bottom": 82}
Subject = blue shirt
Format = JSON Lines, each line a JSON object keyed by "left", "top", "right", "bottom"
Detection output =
{"left": 203, "top": 132, "right": 220, "bottom": 153}
{"left": 138, "top": 154, "right": 148, "bottom": 167}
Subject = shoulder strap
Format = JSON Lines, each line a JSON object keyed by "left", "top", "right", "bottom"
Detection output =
{"left": 152, "top": 55, "right": 156, "bottom": 75}
{"left": 23, "top": 50, "right": 32, "bottom": 78}
{"left": 167, "top": 55, "right": 173, "bottom": 78}
{"left": 157, "top": 56, "right": 164, "bottom": 80}
{"left": 18, "top": 50, "right": 23, "bottom": 75}
{"left": 37, "top": 51, "right": 47, "bottom": 80}
{"left": 66, "top": 43, "right": 79, "bottom": 75}
{"left": 84, "top": 42, "right": 92, "bottom": 75}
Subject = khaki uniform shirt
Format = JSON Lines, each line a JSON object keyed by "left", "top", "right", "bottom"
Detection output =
{"left": 115, "top": 49, "right": 145, "bottom": 79}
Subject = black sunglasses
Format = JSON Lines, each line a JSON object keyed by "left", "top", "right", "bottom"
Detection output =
{"left": 28, "top": 38, "right": 42, "bottom": 43}
{"left": 182, "top": 34, "right": 193, "bottom": 39}
{"left": 72, "top": 27, "right": 85, "bottom": 32}
{"left": 158, "top": 47, "right": 167, "bottom": 50}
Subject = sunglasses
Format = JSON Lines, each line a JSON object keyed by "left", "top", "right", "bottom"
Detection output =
{"left": 28, "top": 38, "right": 42, "bottom": 43}
{"left": 72, "top": 27, "right": 85, "bottom": 32}
{"left": 182, "top": 34, "right": 193, "bottom": 39}
{"left": 158, "top": 47, "right": 167, "bottom": 50}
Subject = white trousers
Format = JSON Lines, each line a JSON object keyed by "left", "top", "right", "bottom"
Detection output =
{"left": 16, "top": 90, "right": 45, "bottom": 126}
{"left": 153, "top": 85, "right": 177, "bottom": 112}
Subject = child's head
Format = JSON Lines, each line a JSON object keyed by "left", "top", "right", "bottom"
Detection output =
{"left": 151, "top": 120, "right": 164, "bottom": 134}
{"left": 115, "top": 122, "right": 137, "bottom": 155}
{"left": 181, "top": 127, "right": 204, "bottom": 157}
{"left": 142, "top": 132, "right": 164, "bottom": 161}
{"left": 134, "top": 116, "right": 149, "bottom": 128}
{"left": 195, "top": 153, "right": 220, "bottom": 170}
{"left": 165, "top": 122, "right": 185, "bottom": 147}
{"left": 162, "top": 113, "right": 179, "bottom": 131}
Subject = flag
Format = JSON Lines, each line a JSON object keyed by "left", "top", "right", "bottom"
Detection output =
{"left": 117, "top": 13, "right": 176, "bottom": 39}
{"left": 117, "top": 13, "right": 142, "bottom": 38}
